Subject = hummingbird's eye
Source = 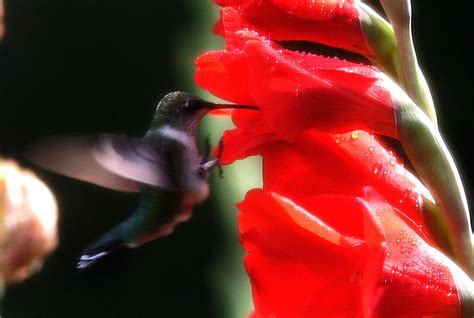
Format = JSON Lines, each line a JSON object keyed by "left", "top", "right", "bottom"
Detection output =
{"left": 185, "top": 99, "right": 200, "bottom": 110}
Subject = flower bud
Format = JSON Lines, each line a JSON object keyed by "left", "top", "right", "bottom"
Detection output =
{"left": 0, "top": 159, "right": 58, "bottom": 284}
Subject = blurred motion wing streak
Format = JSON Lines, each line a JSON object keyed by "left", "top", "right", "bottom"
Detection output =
{"left": 26, "top": 134, "right": 177, "bottom": 192}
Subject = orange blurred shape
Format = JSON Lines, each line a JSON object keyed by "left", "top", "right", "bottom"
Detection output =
{"left": 0, "top": 159, "right": 58, "bottom": 284}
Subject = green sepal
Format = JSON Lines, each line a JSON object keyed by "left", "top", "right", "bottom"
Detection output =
{"left": 359, "top": 3, "right": 437, "bottom": 126}
{"left": 358, "top": 4, "right": 402, "bottom": 80}
{"left": 395, "top": 92, "right": 473, "bottom": 275}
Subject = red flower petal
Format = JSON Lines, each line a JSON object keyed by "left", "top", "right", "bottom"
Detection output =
{"left": 195, "top": 9, "right": 396, "bottom": 139}
{"left": 220, "top": 128, "right": 278, "bottom": 165}
{"left": 195, "top": 50, "right": 255, "bottom": 106}
{"left": 361, "top": 188, "right": 460, "bottom": 318}
{"left": 213, "top": 0, "right": 370, "bottom": 55}
{"left": 222, "top": 125, "right": 433, "bottom": 244}
{"left": 243, "top": 38, "right": 396, "bottom": 139}
{"left": 196, "top": 8, "right": 257, "bottom": 106}
{"left": 238, "top": 189, "right": 461, "bottom": 318}
{"left": 238, "top": 189, "right": 365, "bottom": 317}
{"left": 261, "top": 130, "right": 425, "bottom": 231}
{"left": 271, "top": 0, "right": 358, "bottom": 21}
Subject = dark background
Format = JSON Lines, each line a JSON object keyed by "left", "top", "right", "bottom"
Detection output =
{"left": 0, "top": 0, "right": 473, "bottom": 317}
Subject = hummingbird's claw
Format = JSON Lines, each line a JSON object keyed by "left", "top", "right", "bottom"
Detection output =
{"left": 216, "top": 137, "right": 224, "bottom": 178}
{"left": 218, "top": 163, "right": 224, "bottom": 179}
{"left": 201, "top": 135, "right": 212, "bottom": 164}
{"left": 198, "top": 137, "right": 224, "bottom": 177}
{"left": 217, "top": 137, "right": 224, "bottom": 159}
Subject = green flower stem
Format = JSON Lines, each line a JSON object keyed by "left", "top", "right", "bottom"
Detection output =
{"left": 379, "top": 0, "right": 437, "bottom": 125}
{"left": 395, "top": 92, "right": 473, "bottom": 275}
{"left": 359, "top": 3, "right": 437, "bottom": 126}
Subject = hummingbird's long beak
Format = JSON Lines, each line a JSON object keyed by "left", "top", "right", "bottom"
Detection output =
{"left": 206, "top": 102, "right": 260, "bottom": 111}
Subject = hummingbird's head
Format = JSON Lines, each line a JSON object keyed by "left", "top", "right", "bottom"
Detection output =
{"left": 150, "top": 91, "right": 258, "bottom": 133}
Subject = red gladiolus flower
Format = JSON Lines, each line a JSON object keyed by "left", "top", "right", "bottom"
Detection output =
{"left": 238, "top": 188, "right": 460, "bottom": 317}
{"left": 212, "top": 0, "right": 372, "bottom": 56}
{"left": 221, "top": 123, "right": 424, "bottom": 231}
{"left": 196, "top": 8, "right": 397, "bottom": 140}
{"left": 195, "top": 1, "right": 473, "bottom": 316}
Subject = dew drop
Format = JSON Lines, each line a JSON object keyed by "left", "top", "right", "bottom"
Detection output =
{"left": 373, "top": 163, "right": 383, "bottom": 175}
{"left": 401, "top": 244, "right": 407, "bottom": 254}
{"left": 447, "top": 286, "right": 454, "bottom": 297}
{"left": 351, "top": 131, "right": 359, "bottom": 140}
{"left": 295, "top": 84, "right": 302, "bottom": 97}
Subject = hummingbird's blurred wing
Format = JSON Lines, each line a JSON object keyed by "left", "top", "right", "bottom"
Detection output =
{"left": 26, "top": 134, "right": 177, "bottom": 192}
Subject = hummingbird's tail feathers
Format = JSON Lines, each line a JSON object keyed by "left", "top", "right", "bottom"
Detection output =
{"left": 77, "top": 236, "right": 125, "bottom": 269}
{"left": 77, "top": 252, "right": 109, "bottom": 269}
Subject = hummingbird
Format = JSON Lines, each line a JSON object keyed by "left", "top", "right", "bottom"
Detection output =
{"left": 26, "top": 91, "right": 258, "bottom": 268}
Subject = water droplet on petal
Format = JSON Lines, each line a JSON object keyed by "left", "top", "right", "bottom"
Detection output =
{"left": 447, "top": 286, "right": 454, "bottom": 297}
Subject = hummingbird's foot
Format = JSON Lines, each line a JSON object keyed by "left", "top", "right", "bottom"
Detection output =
{"left": 199, "top": 159, "right": 218, "bottom": 177}
{"left": 200, "top": 135, "right": 212, "bottom": 164}
{"left": 198, "top": 137, "right": 224, "bottom": 178}
{"left": 199, "top": 138, "right": 224, "bottom": 178}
